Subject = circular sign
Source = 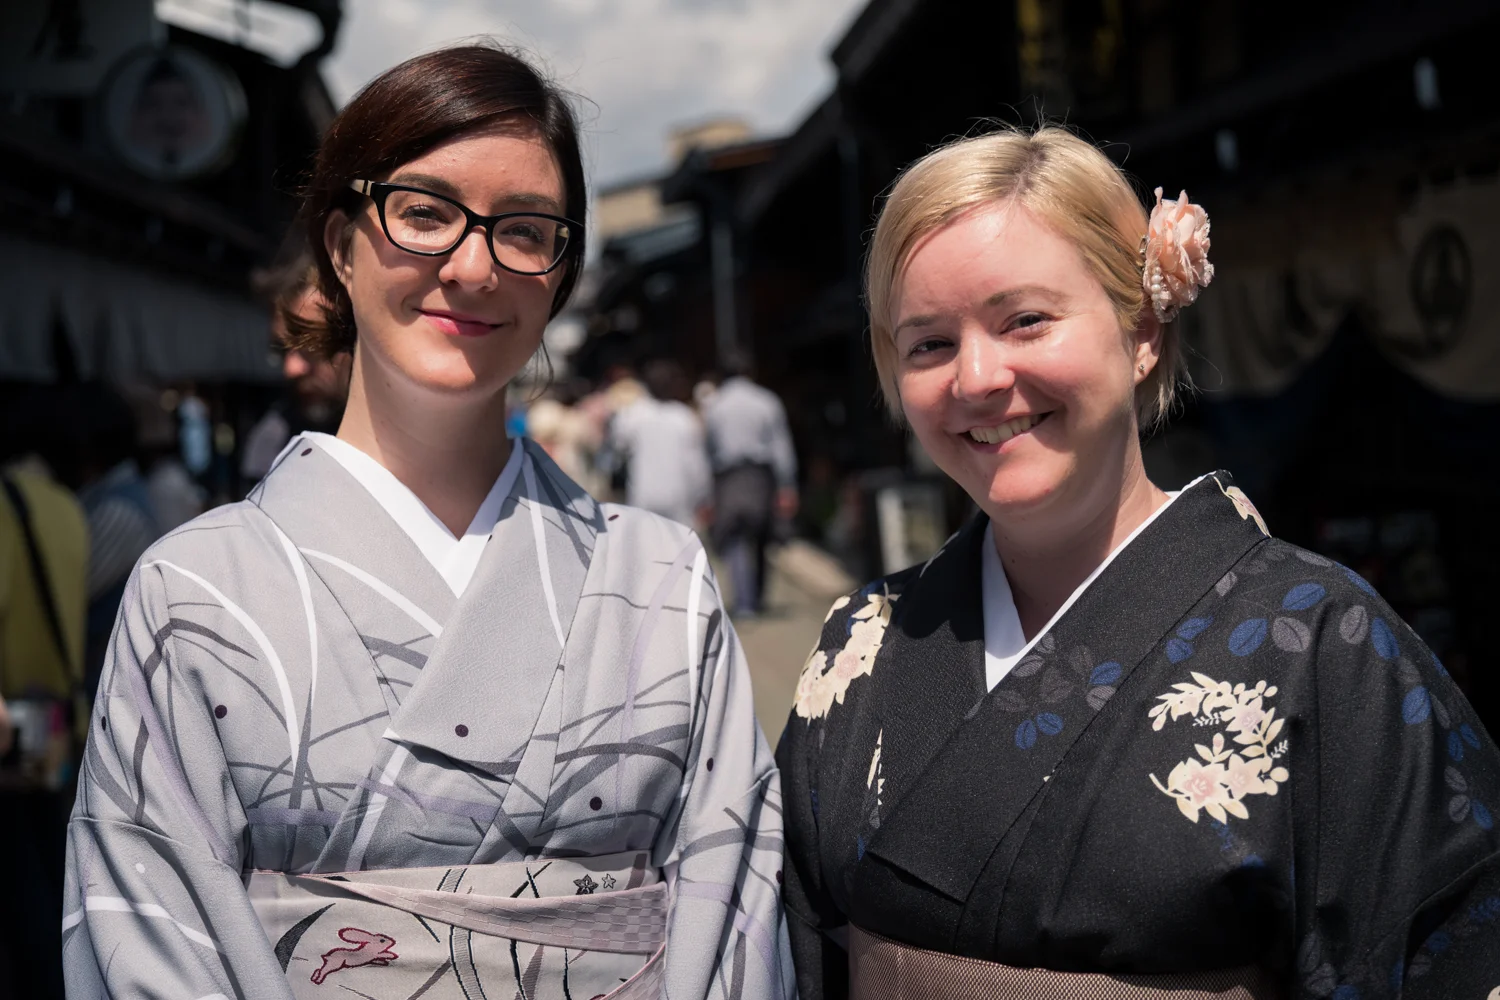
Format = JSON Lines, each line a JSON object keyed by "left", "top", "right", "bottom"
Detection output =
{"left": 101, "top": 45, "right": 246, "bottom": 181}
{"left": 1405, "top": 224, "right": 1471, "bottom": 359}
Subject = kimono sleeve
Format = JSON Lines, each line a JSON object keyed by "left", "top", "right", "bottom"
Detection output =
{"left": 63, "top": 561, "right": 293, "bottom": 999}
{"left": 1297, "top": 577, "right": 1500, "bottom": 999}
{"left": 657, "top": 560, "right": 795, "bottom": 1000}
{"left": 775, "top": 593, "right": 858, "bottom": 1000}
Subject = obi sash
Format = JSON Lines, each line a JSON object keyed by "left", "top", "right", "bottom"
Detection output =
{"left": 848, "top": 926, "right": 1279, "bottom": 1000}
{"left": 248, "top": 851, "right": 665, "bottom": 999}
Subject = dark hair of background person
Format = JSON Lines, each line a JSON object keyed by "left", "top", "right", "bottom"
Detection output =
{"left": 282, "top": 43, "right": 588, "bottom": 360}
{"left": 252, "top": 242, "right": 319, "bottom": 350}
{"left": 642, "top": 358, "right": 691, "bottom": 404}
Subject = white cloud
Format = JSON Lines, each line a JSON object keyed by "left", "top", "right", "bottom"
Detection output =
{"left": 324, "top": 0, "right": 866, "bottom": 189}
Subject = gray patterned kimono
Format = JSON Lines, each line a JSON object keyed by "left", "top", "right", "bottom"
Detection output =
{"left": 63, "top": 435, "right": 793, "bottom": 1000}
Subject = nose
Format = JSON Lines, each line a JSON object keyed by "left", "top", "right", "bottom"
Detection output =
{"left": 951, "top": 327, "right": 1015, "bottom": 402}
{"left": 438, "top": 226, "right": 499, "bottom": 291}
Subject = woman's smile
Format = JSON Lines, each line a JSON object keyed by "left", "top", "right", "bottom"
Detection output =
{"left": 417, "top": 307, "right": 502, "bottom": 338}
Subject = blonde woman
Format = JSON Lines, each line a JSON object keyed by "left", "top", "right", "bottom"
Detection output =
{"left": 776, "top": 127, "right": 1500, "bottom": 999}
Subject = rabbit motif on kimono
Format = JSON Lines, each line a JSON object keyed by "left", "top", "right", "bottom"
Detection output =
{"left": 310, "top": 927, "right": 398, "bottom": 984}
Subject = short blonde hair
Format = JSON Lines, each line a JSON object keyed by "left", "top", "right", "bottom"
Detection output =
{"left": 866, "top": 126, "right": 1185, "bottom": 428}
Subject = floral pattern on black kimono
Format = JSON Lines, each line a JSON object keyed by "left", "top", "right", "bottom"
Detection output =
{"left": 776, "top": 472, "right": 1500, "bottom": 999}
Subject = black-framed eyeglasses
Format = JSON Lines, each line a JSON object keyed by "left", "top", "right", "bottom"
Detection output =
{"left": 350, "top": 179, "right": 578, "bottom": 276}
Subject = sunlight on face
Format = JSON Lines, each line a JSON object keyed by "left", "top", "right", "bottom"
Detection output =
{"left": 891, "top": 200, "right": 1148, "bottom": 522}
{"left": 328, "top": 123, "right": 567, "bottom": 402}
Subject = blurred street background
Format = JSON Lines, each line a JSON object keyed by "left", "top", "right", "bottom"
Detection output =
{"left": 2, "top": 2, "right": 1499, "bottom": 990}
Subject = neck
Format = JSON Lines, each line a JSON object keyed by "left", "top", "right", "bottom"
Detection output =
{"left": 337, "top": 348, "right": 513, "bottom": 537}
{"left": 990, "top": 448, "right": 1166, "bottom": 639}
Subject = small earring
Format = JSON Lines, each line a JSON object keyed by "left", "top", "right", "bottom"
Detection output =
{"left": 1138, "top": 363, "right": 1147, "bottom": 373}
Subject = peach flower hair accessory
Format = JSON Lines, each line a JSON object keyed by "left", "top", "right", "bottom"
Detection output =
{"left": 1141, "top": 186, "right": 1214, "bottom": 323}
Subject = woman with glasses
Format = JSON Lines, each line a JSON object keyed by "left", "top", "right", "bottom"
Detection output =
{"left": 64, "top": 45, "right": 792, "bottom": 1000}
{"left": 777, "top": 127, "right": 1500, "bottom": 998}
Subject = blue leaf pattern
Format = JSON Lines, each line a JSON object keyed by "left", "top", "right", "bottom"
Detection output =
{"left": 1176, "top": 617, "right": 1213, "bottom": 640}
{"left": 1089, "top": 661, "right": 1122, "bottom": 686}
{"left": 1448, "top": 731, "right": 1465, "bottom": 762}
{"left": 1015, "top": 719, "right": 1038, "bottom": 750}
{"left": 1344, "top": 566, "right": 1378, "bottom": 596}
{"left": 1474, "top": 801, "right": 1494, "bottom": 831}
{"left": 1371, "top": 618, "right": 1398, "bottom": 660}
{"left": 1402, "top": 687, "right": 1431, "bottom": 725}
{"left": 1166, "top": 638, "right": 1194, "bottom": 663}
{"left": 1036, "top": 712, "right": 1063, "bottom": 736}
{"left": 1228, "top": 618, "right": 1267, "bottom": 656}
{"left": 1282, "top": 583, "right": 1327, "bottom": 610}
{"left": 1461, "top": 724, "right": 1481, "bottom": 749}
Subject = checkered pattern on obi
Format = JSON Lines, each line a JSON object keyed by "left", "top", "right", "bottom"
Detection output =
{"left": 320, "top": 879, "right": 669, "bottom": 955}
{"left": 849, "top": 926, "right": 1280, "bottom": 999}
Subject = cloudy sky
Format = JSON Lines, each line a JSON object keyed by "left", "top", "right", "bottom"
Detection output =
{"left": 319, "top": 0, "right": 867, "bottom": 189}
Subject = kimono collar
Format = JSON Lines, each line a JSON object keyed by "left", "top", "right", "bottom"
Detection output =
{"left": 861, "top": 472, "right": 1270, "bottom": 907}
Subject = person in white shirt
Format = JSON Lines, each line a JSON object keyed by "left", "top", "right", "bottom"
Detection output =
{"left": 608, "top": 358, "right": 711, "bottom": 529}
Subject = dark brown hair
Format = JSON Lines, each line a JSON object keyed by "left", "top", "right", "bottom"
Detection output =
{"left": 282, "top": 43, "right": 587, "bottom": 359}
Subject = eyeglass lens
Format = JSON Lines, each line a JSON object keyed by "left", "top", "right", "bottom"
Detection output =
{"left": 381, "top": 188, "right": 570, "bottom": 273}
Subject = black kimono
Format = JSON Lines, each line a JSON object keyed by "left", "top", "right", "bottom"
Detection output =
{"left": 777, "top": 472, "right": 1500, "bottom": 999}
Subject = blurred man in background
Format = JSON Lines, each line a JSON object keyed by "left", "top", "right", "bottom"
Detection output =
{"left": 608, "top": 358, "right": 712, "bottom": 528}
{"left": 702, "top": 349, "right": 798, "bottom": 617}
{"left": 240, "top": 256, "right": 350, "bottom": 484}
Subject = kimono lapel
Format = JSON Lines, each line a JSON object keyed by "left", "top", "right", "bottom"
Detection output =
{"left": 385, "top": 440, "right": 601, "bottom": 784}
{"left": 864, "top": 473, "right": 1269, "bottom": 905}
{"left": 250, "top": 436, "right": 457, "bottom": 715}
{"left": 860, "top": 519, "right": 988, "bottom": 832}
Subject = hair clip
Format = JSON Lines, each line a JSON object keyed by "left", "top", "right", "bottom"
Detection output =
{"left": 1141, "top": 187, "right": 1214, "bottom": 323}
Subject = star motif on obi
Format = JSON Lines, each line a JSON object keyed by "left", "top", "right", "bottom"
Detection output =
{"left": 600, "top": 874, "right": 617, "bottom": 891}
{"left": 574, "top": 875, "right": 598, "bottom": 895}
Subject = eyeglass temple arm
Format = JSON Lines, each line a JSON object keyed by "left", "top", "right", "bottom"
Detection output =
{"left": 349, "top": 179, "right": 374, "bottom": 195}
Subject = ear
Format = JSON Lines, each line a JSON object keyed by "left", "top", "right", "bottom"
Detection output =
{"left": 1132, "top": 308, "right": 1164, "bottom": 383}
{"left": 323, "top": 209, "right": 355, "bottom": 288}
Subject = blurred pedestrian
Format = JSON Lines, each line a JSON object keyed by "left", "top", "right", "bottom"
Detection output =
{"left": 1, "top": 389, "right": 89, "bottom": 1000}
{"left": 608, "top": 358, "right": 712, "bottom": 527}
{"left": 75, "top": 385, "right": 159, "bottom": 700}
{"left": 525, "top": 377, "right": 603, "bottom": 494}
{"left": 124, "top": 383, "right": 206, "bottom": 533}
{"left": 702, "top": 349, "right": 798, "bottom": 616}
{"left": 240, "top": 257, "right": 351, "bottom": 484}
{"left": 576, "top": 357, "right": 644, "bottom": 499}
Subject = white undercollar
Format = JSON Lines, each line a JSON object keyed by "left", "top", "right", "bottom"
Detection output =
{"left": 982, "top": 475, "right": 1207, "bottom": 691}
{"left": 304, "top": 432, "right": 523, "bottom": 597}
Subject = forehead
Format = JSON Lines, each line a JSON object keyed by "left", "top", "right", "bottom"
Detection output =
{"left": 390, "top": 122, "right": 565, "bottom": 203}
{"left": 893, "top": 201, "right": 1090, "bottom": 315}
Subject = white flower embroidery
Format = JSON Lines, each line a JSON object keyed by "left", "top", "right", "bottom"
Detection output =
{"left": 1149, "top": 674, "right": 1290, "bottom": 824}
{"left": 794, "top": 587, "right": 898, "bottom": 720}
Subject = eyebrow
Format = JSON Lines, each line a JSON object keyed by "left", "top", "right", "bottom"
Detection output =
{"left": 891, "top": 285, "right": 1067, "bottom": 337}
{"left": 384, "top": 171, "right": 566, "bottom": 215}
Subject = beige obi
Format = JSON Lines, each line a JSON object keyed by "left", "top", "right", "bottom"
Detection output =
{"left": 248, "top": 851, "right": 665, "bottom": 999}
{"left": 849, "top": 926, "right": 1280, "bottom": 999}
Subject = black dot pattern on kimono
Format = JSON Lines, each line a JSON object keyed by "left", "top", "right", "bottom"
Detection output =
{"left": 706, "top": 757, "right": 714, "bottom": 771}
{"left": 214, "top": 705, "right": 227, "bottom": 719}
{"left": 99, "top": 716, "right": 106, "bottom": 731}
{"left": 608, "top": 514, "right": 620, "bottom": 521}
{"left": 776, "top": 870, "right": 783, "bottom": 884}
{"left": 300, "top": 448, "right": 312, "bottom": 456}
{"left": 455, "top": 724, "right": 469, "bottom": 737}
{"left": 590, "top": 796, "right": 603, "bottom": 811}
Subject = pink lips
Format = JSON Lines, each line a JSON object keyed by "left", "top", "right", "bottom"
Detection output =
{"left": 421, "top": 310, "right": 497, "bottom": 338}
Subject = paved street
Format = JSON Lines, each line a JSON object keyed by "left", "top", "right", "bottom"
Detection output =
{"left": 721, "top": 541, "right": 855, "bottom": 749}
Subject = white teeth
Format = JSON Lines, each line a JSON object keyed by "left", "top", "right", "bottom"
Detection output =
{"left": 967, "top": 413, "right": 1042, "bottom": 444}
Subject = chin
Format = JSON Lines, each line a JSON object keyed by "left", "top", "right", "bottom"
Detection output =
{"left": 977, "top": 460, "right": 1073, "bottom": 518}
